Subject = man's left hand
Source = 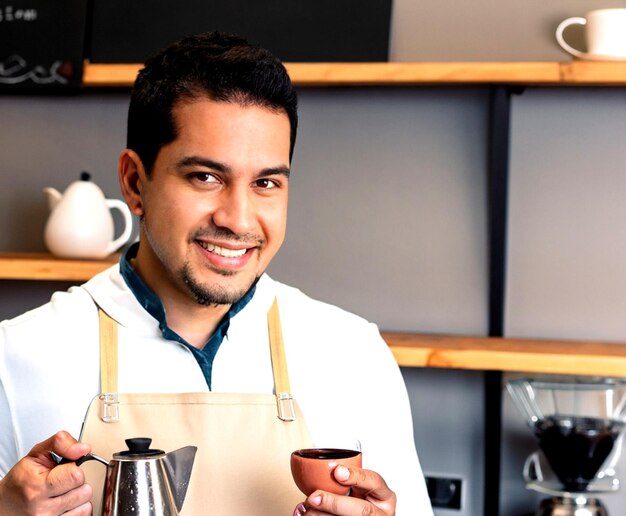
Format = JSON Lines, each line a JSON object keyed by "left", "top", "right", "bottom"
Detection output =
{"left": 293, "top": 465, "right": 396, "bottom": 515}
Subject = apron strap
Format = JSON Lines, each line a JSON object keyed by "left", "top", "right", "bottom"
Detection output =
{"left": 98, "top": 307, "right": 120, "bottom": 422}
{"left": 267, "top": 297, "right": 296, "bottom": 421}
{"left": 96, "top": 297, "right": 296, "bottom": 422}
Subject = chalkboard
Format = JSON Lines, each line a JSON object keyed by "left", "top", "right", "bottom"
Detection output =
{"left": 89, "top": 0, "right": 392, "bottom": 63}
{"left": 0, "top": 0, "right": 88, "bottom": 91}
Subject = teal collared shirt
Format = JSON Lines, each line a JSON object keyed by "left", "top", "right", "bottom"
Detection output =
{"left": 119, "top": 243, "right": 256, "bottom": 389}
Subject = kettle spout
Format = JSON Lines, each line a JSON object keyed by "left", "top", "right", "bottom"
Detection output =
{"left": 163, "top": 445, "right": 198, "bottom": 512}
{"left": 43, "top": 187, "right": 63, "bottom": 211}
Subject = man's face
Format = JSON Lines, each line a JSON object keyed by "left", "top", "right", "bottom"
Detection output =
{"left": 132, "top": 99, "right": 291, "bottom": 306}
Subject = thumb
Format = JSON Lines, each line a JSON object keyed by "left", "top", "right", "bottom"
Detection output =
{"left": 333, "top": 465, "right": 396, "bottom": 504}
{"left": 29, "top": 431, "right": 91, "bottom": 469}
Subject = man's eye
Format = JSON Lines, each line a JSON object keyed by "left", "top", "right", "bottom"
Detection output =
{"left": 255, "top": 178, "right": 278, "bottom": 189}
{"left": 191, "top": 172, "right": 218, "bottom": 183}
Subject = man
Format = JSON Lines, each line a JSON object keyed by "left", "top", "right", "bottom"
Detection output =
{"left": 0, "top": 32, "right": 433, "bottom": 515}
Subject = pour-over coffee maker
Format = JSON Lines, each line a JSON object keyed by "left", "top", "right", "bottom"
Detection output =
{"left": 507, "top": 378, "right": 626, "bottom": 516}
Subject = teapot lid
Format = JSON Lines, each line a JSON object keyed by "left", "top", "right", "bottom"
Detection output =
{"left": 113, "top": 437, "right": 164, "bottom": 458}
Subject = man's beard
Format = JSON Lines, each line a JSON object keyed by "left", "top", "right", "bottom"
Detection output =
{"left": 181, "top": 261, "right": 257, "bottom": 306}
{"left": 141, "top": 217, "right": 263, "bottom": 307}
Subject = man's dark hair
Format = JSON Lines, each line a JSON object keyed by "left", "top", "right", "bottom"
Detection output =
{"left": 127, "top": 31, "right": 298, "bottom": 172}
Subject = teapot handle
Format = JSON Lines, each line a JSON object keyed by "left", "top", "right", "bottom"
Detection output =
{"left": 555, "top": 17, "right": 586, "bottom": 57}
{"left": 105, "top": 199, "right": 133, "bottom": 255}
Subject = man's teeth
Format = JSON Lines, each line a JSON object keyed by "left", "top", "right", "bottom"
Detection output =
{"left": 200, "top": 242, "right": 247, "bottom": 258}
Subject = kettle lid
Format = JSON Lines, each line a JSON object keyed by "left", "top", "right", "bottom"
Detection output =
{"left": 113, "top": 437, "right": 164, "bottom": 458}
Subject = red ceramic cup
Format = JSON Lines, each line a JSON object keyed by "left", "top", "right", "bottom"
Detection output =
{"left": 290, "top": 447, "right": 363, "bottom": 496}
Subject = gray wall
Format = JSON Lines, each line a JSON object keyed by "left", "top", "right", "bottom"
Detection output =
{"left": 272, "top": 88, "right": 488, "bottom": 334}
{"left": 507, "top": 88, "right": 626, "bottom": 342}
{"left": 3, "top": 1, "right": 626, "bottom": 515}
{"left": 389, "top": 0, "right": 626, "bottom": 61}
{"left": 276, "top": 88, "right": 490, "bottom": 516}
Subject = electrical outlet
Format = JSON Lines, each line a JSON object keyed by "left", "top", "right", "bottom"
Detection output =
{"left": 425, "top": 476, "right": 462, "bottom": 510}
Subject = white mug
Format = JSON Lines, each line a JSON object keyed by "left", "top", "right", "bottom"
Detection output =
{"left": 556, "top": 8, "right": 626, "bottom": 58}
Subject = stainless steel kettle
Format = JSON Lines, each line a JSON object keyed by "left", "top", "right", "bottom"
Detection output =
{"left": 52, "top": 437, "right": 197, "bottom": 515}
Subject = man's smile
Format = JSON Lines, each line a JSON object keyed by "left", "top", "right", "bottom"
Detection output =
{"left": 198, "top": 241, "right": 249, "bottom": 258}
{"left": 194, "top": 239, "right": 256, "bottom": 274}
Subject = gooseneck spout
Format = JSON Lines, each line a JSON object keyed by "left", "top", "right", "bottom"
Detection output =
{"left": 163, "top": 445, "right": 198, "bottom": 512}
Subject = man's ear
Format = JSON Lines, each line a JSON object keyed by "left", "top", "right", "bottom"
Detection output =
{"left": 118, "top": 149, "right": 146, "bottom": 216}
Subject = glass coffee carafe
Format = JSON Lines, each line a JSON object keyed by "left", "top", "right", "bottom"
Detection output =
{"left": 507, "top": 378, "right": 626, "bottom": 516}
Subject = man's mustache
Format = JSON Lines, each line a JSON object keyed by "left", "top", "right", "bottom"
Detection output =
{"left": 192, "top": 226, "right": 264, "bottom": 246}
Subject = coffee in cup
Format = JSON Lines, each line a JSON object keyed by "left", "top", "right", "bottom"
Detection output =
{"left": 556, "top": 8, "right": 626, "bottom": 59}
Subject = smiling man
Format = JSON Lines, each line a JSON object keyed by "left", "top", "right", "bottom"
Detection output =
{"left": 0, "top": 32, "right": 433, "bottom": 515}
{"left": 122, "top": 100, "right": 292, "bottom": 347}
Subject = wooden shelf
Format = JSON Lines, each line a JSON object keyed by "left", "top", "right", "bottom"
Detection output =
{"left": 83, "top": 61, "right": 626, "bottom": 87}
{"left": 0, "top": 252, "right": 118, "bottom": 281}
{"left": 383, "top": 332, "right": 626, "bottom": 377}
{"left": 2, "top": 253, "right": 626, "bottom": 377}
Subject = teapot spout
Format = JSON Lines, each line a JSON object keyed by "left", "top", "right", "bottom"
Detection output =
{"left": 43, "top": 187, "right": 63, "bottom": 211}
{"left": 163, "top": 445, "right": 198, "bottom": 511}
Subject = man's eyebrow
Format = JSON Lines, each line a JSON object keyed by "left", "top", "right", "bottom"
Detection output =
{"left": 177, "top": 156, "right": 230, "bottom": 172}
{"left": 178, "top": 156, "right": 290, "bottom": 178}
{"left": 258, "top": 166, "right": 291, "bottom": 178}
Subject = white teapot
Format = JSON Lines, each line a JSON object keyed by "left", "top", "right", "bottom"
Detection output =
{"left": 44, "top": 172, "right": 133, "bottom": 259}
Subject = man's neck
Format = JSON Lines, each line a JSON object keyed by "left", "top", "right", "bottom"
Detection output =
{"left": 130, "top": 252, "right": 231, "bottom": 350}
{"left": 161, "top": 298, "right": 230, "bottom": 349}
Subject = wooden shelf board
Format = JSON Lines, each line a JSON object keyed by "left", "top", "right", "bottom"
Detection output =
{"left": 560, "top": 60, "right": 626, "bottom": 85}
{"left": 83, "top": 61, "right": 626, "bottom": 87}
{"left": 0, "top": 252, "right": 118, "bottom": 281}
{"left": 384, "top": 332, "right": 626, "bottom": 376}
{"left": 284, "top": 62, "right": 562, "bottom": 85}
{"left": 82, "top": 63, "right": 142, "bottom": 87}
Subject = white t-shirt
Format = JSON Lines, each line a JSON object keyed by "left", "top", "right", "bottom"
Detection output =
{"left": 0, "top": 266, "right": 433, "bottom": 515}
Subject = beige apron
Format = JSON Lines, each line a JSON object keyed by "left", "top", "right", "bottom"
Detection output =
{"left": 79, "top": 298, "right": 312, "bottom": 515}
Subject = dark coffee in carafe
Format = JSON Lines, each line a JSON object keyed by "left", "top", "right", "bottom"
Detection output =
{"left": 534, "top": 415, "right": 625, "bottom": 492}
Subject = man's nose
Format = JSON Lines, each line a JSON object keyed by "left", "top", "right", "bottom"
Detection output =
{"left": 211, "top": 186, "right": 255, "bottom": 235}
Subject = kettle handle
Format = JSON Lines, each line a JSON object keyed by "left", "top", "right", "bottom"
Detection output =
{"left": 50, "top": 451, "right": 109, "bottom": 467}
{"left": 105, "top": 199, "right": 133, "bottom": 255}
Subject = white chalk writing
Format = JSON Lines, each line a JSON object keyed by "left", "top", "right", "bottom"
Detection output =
{"left": 0, "top": 6, "right": 38, "bottom": 22}
{"left": 0, "top": 55, "right": 69, "bottom": 85}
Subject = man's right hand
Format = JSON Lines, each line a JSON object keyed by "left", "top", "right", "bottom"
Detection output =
{"left": 0, "top": 431, "right": 93, "bottom": 515}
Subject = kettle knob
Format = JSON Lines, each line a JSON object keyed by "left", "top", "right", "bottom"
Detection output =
{"left": 113, "top": 437, "right": 164, "bottom": 458}
{"left": 126, "top": 437, "right": 152, "bottom": 454}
